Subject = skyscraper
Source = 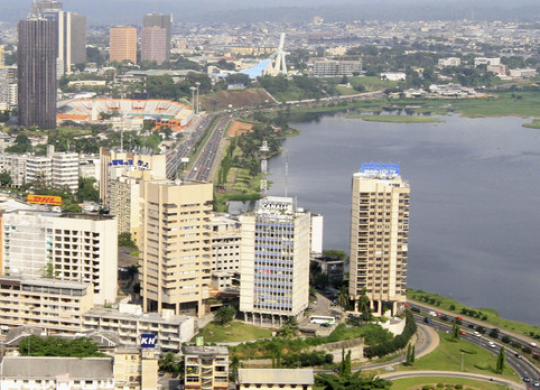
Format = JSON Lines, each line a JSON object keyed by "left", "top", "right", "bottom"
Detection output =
{"left": 143, "top": 13, "right": 172, "bottom": 61}
{"left": 349, "top": 163, "right": 410, "bottom": 316}
{"left": 141, "top": 27, "right": 167, "bottom": 65}
{"left": 32, "top": 1, "right": 87, "bottom": 76}
{"left": 18, "top": 17, "right": 57, "bottom": 130}
{"left": 240, "top": 196, "right": 311, "bottom": 327}
{"left": 109, "top": 27, "right": 137, "bottom": 64}
{"left": 139, "top": 180, "right": 213, "bottom": 317}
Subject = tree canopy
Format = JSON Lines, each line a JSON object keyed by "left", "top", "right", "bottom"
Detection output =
{"left": 19, "top": 335, "right": 106, "bottom": 358}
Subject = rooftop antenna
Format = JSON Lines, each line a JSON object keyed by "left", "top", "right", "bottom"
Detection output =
{"left": 260, "top": 140, "right": 269, "bottom": 198}
{"left": 284, "top": 149, "right": 289, "bottom": 197}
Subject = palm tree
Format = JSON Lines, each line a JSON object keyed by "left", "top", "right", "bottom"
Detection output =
{"left": 357, "top": 288, "right": 371, "bottom": 322}
{"left": 337, "top": 286, "right": 349, "bottom": 309}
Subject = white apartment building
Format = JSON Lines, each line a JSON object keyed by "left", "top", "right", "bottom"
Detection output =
{"left": 25, "top": 156, "right": 52, "bottom": 186}
{"left": 349, "top": 163, "right": 410, "bottom": 316}
{"left": 0, "top": 276, "right": 94, "bottom": 333}
{"left": 210, "top": 214, "right": 241, "bottom": 292}
{"left": 240, "top": 196, "right": 311, "bottom": 327}
{"left": 0, "top": 66, "right": 17, "bottom": 110}
{"left": 438, "top": 57, "right": 461, "bottom": 67}
{"left": 52, "top": 152, "right": 79, "bottom": 192}
{"left": 2, "top": 211, "right": 118, "bottom": 305}
{"left": 474, "top": 57, "right": 501, "bottom": 67}
{"left": 140, "top": 180, "right": 213, "bottom": 317}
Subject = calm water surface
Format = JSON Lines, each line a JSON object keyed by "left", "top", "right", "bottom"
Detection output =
{"left": 266, "top": 113, "right": 540, "bottom": 326}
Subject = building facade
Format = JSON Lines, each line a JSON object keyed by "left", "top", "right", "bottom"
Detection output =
{"left": 143, "top": 13, "right": 172, "bottom": 61}
{"left": 0, "top": 66, "right": 17, "bottom": 110}
{"left": 348, "top": 163, "right": 410, "bottom": 315}
{"left": 1, "top": 211, "right": 118, "bottom": 306}
{"left": 52, "top": 152, "right": 79, "bottom": 192}
{"left": 139, "top": 181, "right": 213, "bottom": 317}
{"left": 240, "top": 196, "right": 311, "bottom": 327}
{"left": 183, "top": 346, "right": 229, "bottom": 390}
{"left": 237, "top": 369, "right": 314, "bottom": 390}
{"left": 210, "top": 214, "right": 241, "bottom": 293}
{"left": 18, "top": 18, "right": 57, "bottom": 130}
{"left": 141, "top": 27, "right": 167, "bottom": 66}
{"left": 110, "top": 27, "right": 137, "bottom": 64}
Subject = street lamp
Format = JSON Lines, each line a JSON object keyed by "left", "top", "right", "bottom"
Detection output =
{"left": 190, "top": 86, "right": 196, "bottom": 112}
{"left": 195, "top": 82, "right": 201, "bottom": 114}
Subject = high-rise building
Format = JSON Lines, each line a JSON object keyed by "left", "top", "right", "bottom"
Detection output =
{"left": 1, "top": 211, "right": 118, "bottom": 306}
{"left": 141, "top": 27, "right": 167, "bottom": 66}
{"left": 143, "top": 13, "right": 172, "bottom": 61}
{"left": 0, "top": 66, "right": 18, "bottom": 110}
{"left": 109, "top": 27, "right": 137, "bottom": 65}
{"left": 349, "top": 163, "right": 410, "bottom": 316}
{"left": 240, "top": 196, "right": 311, "bottom": 327}
{"left": 52, "top": 151, "right": 79, "bottom": 192}
{"left": 32, "top": 1, "right": 86, "bottom": 76}
{"left": 139, "top": 180, "right": 213, "bottom": 317}
{"left": 18, "top": 17, "right": 57, "bottom": 130}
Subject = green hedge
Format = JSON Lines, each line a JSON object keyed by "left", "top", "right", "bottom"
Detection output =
{"left": 363, "top": 310, "right": 417, "bottom": 358}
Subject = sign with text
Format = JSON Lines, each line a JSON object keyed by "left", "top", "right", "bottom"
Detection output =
{"left": 140, "top": 334, "right": 157, "bottom": 348}
{"left": 28, "top": 195, "right": 62, "bottom": 206}
{"left": 361, "top": 162, "right": 400, "bottom": 175}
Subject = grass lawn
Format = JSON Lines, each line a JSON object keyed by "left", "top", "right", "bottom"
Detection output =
{"left": 522, "top": 119, "right": 540, "bottom": 129}
{"left": 391, "top": 377, "right": 508, "bottom": 390}
{"left": 192, "top": 321, "right": 273, "bottom": 343}
{"left": 407, "top": 288, "right": 540, "bottom": 339}
{"left": 346, "top": 114, "right": 444, "bottom": 123}
{"left": 336, "top": 85, "right": 360, "bottom": 96}
{"left": 398, "top": 333, "right": 520, "bottom": 382}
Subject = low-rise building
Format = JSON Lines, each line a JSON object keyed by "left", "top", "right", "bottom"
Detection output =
{"left": 83, "top": 306, "right": 196, "bottom": 352}
{"left": 183, "top": 346, "right": 229, "bottom": 390}
{"left": 1, "top": 357, "right": 115, "bottom": 390}
{"left": 237, "top": 369, "right": 314, "bottom": 390}
{"left": 0, "top": 276, "right": 93, "bottom": 333}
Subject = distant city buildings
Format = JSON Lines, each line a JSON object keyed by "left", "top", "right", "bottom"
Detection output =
{"left": 310, "top": 58, "right": 362, "bottom": 77}
{"left": 109, "top": 27, "right": 138, "bottom": 64}
{"left": 143, "top": 13, "right": 172, "bottom": 61}
{"left": 0, "top": 66, "right": 17, "bottom": 110}
{"left": 141, "top": 27, "right": 168, "bottom": 65}
{"left": 17, "top": 17, "right": 57, "bottom": 130}
{"left": 349, "top": 163, "right": 410, "bottom": 316}
{"left": 240, "top": 196, "right": 310, "bottom": 327}
{"left": 33, "top": 0, "right": 87, "bottom": 76}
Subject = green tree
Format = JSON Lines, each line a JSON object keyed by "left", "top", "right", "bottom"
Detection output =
{"left": 159, "top": 352, "right": 181, "bottom": 373}
{"left": 278, "top": 316, "right": 300, "bottom": 338}
{"left": 453, "top": 321, "right": 460, "bottom": 340}
{"left": 214, "top": 306, "right": 236, "bottom": 325}
{"left": 337, "top": 285, "right": 349, "bottom": 309}
{"left": 126, "top": 265, "right": 139, "bottom": 284}
{"left": 316, "top": 371, "right": 391, "bottom": 390}
{"left": 0, "top": 171, "right": 12, "bottom": 186}
{"left": 411, "top": 346, "right": 416, "bottom": 363}
{"left": 496, "top": 346, "right": 505, "bottom": 373}
{"left": 118, "top": 232, "right": 138, "bottom": 249}
{"left": 6, "top": 134, "right": 32, "bottom": 153}
{"left": 76, "top": 177, "right": 100, "bottom": 203}
{"left": 357, "top": 288, "right": 372, "bottom": 323}
{"left": 406, "top": 343, "right": 412, "bottom": 365}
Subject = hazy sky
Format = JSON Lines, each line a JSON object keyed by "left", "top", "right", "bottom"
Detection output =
{"left": 0, "top": 0, "right": 538, "bottom": 24}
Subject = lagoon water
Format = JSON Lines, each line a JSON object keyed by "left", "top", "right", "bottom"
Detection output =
{"left": 266, "top": 112, "right": 540, "bottom": 326}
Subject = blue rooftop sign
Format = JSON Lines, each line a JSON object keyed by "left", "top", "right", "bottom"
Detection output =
{"left": 140, "top": 334, "right": 157, "bottom": 348}
{"left": 361, "top": 162, "right": 400, "bottom": 175}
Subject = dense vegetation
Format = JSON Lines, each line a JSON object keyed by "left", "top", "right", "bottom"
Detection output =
{"left": 19, "top": 335, "right": 106, "bottom": 358}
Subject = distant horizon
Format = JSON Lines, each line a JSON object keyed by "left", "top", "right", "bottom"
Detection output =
{"left": 0, "top": 0, "right": 539, "bottom": 25}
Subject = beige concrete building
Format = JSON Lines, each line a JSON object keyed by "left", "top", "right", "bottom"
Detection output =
{"left": 0, "top": 276, "right": 94, "bottom": 333}
{"left": 140, "top": 181, "right": 213, "bottom": 317}
{"left": 113, "top": 347, "right": 159, "bottom": 390}
{"left": 240, "top": 196, "right": 311, "bottom": 327}
{"left": 110, "top": 27, "right": 137, "bottom": 64}
{"left": 210, "top": 214, "right": 241, "bottom": 293}
{"left": 237, "top": 369, "right": 314, "bottom": 390}
{"left": 99, "top": 147, "right": 167, "bottom": 207}
{"left": 183, "top": 346, "right": 229, "bottom": 390}
{"left": 83, "top": 305, "right": 196, "bottom": 351}
{"left": 1, "top": 211, "right": 118, "bottom": 306}
{"left": 349, "top": 164, "right": 410, "bottom": 315}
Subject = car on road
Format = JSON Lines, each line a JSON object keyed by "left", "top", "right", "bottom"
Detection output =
{"left": 474, "top": 331, "right": 481, "bottom": 337}
{"left": 455, "top": 316, "right": 463, "bottom": 321}
{"left": 530, "top": 342, "right": 538, "bottom": 348}
{"left": 533, "top": 381, "right": 540, "bottom": 387}
{"left": 487, "top": 341, "right": 496, "bottom": 348}
{"left": 523, "top": 376, "right": 531, "bottom": 382}
{"left": 515, "top": 353, "right": 522, "bottom": 359}
{"left": 424, "top": 317, "right": 432, "bottom": 324}
{"left": 467, "top": 324, "right": 475, "bottom": 329}
{"left": 459, "top": 330, "right": 466, "bottom": 335}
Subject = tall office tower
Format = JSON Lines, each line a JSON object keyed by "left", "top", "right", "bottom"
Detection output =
{"left": 110, "top": 27, "right": 137, "bottom": 64}
{"left": 140, "top": 180, "right": 213, "bottom": 317}
{"left": 0, "top": 66, "right": 18, "bottom": 109}
{"left": 18, "top": 17, "right": 57, "bottom": 130}
{"left": 240, "top": 196, "right": 311, "bottom": 327}
{"left": 349, "top": 163, "right": 410, "bottom": 316}
{"left": 141, "top": 27, "right": 167, "bottom": 65}
{"left": 32, "top": 1, "right": 87, "bottom": 76}
{"left": 0, "top": 46, "right": 4, "bottom": 66}
{"left": 143, "top": 13, "right": 172, "bottom": 61}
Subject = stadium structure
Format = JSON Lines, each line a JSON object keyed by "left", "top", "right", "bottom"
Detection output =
{"left": 234, "top": 33, "right": 289, "bottom": 79}
{"left": 57, "top": 99, "right": 194, "bottom": 131}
